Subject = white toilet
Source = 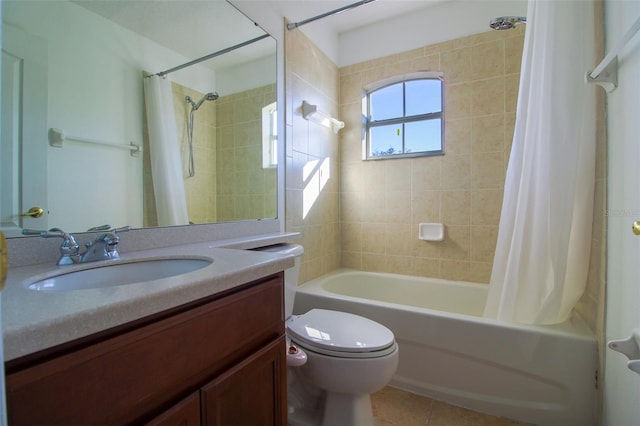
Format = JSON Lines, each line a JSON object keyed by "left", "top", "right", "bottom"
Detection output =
{"left": 254, "top": 244, "right": 399, "bottom": 426}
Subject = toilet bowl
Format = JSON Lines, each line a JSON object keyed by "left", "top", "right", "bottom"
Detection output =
{"left": 253, "top": 244, "right": 399, "bottom": 426}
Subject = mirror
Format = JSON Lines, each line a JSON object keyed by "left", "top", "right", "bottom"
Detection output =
{"left": 1, "top": 0, "right": 277, "bottom": 237}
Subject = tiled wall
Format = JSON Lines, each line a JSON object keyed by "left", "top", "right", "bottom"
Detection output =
{"left": 216, "top": 85, "right": 278, "bottom": 222}
{"left": 174, "top": 83, "right": 218, "bottom": 224}
{"left": 339, "top": 28, "right": 525, "bottom": 283}
{"left": 285, "top": 26, "right": 341, "bottom": 284}
{"left": 144, "top": 83, "right": 277, "bottom": 226}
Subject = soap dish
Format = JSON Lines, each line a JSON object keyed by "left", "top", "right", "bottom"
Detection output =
{"left": 419, "top": 223, "right": 445, "bottom": 241}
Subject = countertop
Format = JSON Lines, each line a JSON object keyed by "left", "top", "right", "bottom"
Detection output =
{"left": 2, "top": 240, "right": 295, "bottom": 361}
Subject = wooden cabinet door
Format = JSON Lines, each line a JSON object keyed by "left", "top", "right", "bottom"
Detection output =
{"left": 144, "top": 392, "right": 201, "bottom": 426}
{"left": 201, "top": 336, "right": 286, "bottom": 426}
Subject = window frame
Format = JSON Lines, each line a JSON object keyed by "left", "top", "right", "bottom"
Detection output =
{"left": 363, "top": 72, "right": 445, "bottom": 160}
{"left": 261, "top": 101, "right": 278, "bottom": 169}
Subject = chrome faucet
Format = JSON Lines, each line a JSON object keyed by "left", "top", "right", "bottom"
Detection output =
{"left": 23, "top": 226, "right": 130, "bottom": 266}
{"left": 80, "top": 232, "right": 120, "bottom": 263}
{"left": 22, "top": 228, "right": 80, "bottom": 265}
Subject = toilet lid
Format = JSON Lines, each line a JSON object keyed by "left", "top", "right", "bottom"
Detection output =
{"left": 286, "top": 309, "right": 395, "bottom": 355}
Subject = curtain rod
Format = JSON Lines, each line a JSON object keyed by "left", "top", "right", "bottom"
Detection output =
{"left": 287, "top": 0, "right": 376, "bottom": 30}
{"left": 152, "top": 34, "right": 270, "bottom": 78}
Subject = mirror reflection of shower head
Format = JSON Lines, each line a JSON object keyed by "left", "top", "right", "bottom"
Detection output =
{"left": 185, "top": 92, "right": 219, "bottom": 111}
{"left": 490, "top": 16, "right": 526, "bottom": 30}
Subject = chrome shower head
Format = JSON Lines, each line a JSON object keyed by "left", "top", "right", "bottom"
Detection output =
{"left": 186, "top": 92, "right": 219, "bottom": 111}
{"left": 490, "top": 16, "right": 526, "bottom": 30}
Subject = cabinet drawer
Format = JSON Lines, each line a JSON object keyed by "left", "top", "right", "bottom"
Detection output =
{"left": 6, "top": 275, "right": 284, "bottom": 425}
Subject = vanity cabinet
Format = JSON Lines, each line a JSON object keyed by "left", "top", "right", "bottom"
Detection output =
{"left": 5, "top": 274, "right": 287, "bottom": 426}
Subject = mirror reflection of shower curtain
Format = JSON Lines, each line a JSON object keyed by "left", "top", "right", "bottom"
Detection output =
{"left": 483, "top": 0, "right": 596, "bottom": 325}
{"left": 143, "top": 76, "right": 189, "bottom": 226}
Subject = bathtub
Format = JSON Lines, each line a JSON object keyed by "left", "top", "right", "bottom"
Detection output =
{"left": 293, "top": 269, "right": 597, "bottom": 426}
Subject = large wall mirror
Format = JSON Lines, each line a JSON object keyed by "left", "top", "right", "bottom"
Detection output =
{"left": 1, "top": 0, "right": 277, "bottom": 238}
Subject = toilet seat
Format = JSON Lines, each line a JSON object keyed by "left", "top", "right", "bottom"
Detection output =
{"left": 287, "top": 309, "right": 396, "bottom": 359}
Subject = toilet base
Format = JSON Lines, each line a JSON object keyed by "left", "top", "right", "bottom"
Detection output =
{"left": 322, "top": 392, "right": 373, "bottom": 426}
{"left": 287, "top": 392, "right": 374, "bottom": 426}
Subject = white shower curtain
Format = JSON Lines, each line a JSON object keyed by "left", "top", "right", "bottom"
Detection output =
{"left": 143, "top": 76, "right": 189, "bottom": 226}
{"left": 483, "top": 0, "right": 597, "bottom": 324}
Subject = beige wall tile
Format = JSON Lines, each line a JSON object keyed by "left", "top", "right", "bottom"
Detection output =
{"left": 470, "top": 226, "right": 498, "bottom": 262}
{"left": 445, "top": 83, "right": 472, "bottom": 119}
{"left": 362, "top": 222, "right": 386, "bottom": 254}
{"left": 441, "top": 47, "right": 471, "bottom": 84}
{"left": 505, "top": 35, "right": 525, "bottom": 75}
{"left": 386, "top": 191, "right": 412, "bottom": 224}
{"left": 441, "top": 225, "right": 470, "bottom": 260}
{"left": 471, "top": 40, "right": 505, "bottom": 80}
{"left": 441, "top": 154, "right": 471, "bottom": 190}
{"left": 471, "top": 77, "right": 505, "bottom": 116}
{"left": 471, "top": 189, "right": 503, "bottom": 226}
{"left": 471, "top": 152, "right": 505, "bottom": 189}
{"left": 411, "top": 190, "right": 440, "bottom": 224}
{"left": 444, "top": 118, "right": 472, "bottom": 155}
{"left": 411, "top": 156, "right": 441, "bottom": 191}
{"left": 472, "top": 114, "right": 505, "bottom": 153}
{"left": 441, "top": 190, "right": 471, "bottom": 226}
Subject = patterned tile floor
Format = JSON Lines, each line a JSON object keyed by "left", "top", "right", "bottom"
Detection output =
{"left": 372, "top": 387, "right": 529, "bottom": 426}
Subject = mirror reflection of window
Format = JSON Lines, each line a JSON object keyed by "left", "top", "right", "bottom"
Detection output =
{"left": 262, "top": 102, "right": 278, "bottom": 169}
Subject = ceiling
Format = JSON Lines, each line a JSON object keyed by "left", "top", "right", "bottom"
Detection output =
{"left": 73, "top": 0, "right": 449, "bottom": 71}
{"left": 261, "top": 0, "right": 448, "bottom": 33}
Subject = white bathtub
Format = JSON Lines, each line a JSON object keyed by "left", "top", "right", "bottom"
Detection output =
{"left": 293, "top": 269, "right": 597, "bottom": 426}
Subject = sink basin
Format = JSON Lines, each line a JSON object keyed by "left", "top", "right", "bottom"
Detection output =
{"left": 26, "top": 258, "right": 213, "bottom": 292}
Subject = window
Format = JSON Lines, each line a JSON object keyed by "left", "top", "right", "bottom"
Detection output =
{"left": 262, "top": 102, "right": 277, "bottom": 168}
{"left": 363, "top": 72, "right": 444, "bottom": 160}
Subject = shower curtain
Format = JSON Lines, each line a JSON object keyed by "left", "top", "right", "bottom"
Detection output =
{"left": 143, "top": 76, "right": 189, "bottom": 226}
{"left": 483, "top": 0, "right": 596, "bottom": 325}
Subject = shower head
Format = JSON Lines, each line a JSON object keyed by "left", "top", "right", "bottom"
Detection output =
{"left": 489, "top": 16, "right": 526, "bottom": 30}
{"left": 185, "top": 92, "right": 219, "bottom": 111}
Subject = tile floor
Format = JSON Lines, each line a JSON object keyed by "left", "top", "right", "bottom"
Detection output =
{"left": 371, "top": 387, "right": 529, "bottom": 426}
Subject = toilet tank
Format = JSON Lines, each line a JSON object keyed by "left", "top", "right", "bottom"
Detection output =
{"left": 252, "top": 244, "right": 304, "bottom": 319}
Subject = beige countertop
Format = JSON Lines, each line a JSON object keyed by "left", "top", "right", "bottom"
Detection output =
{"left": 2, "top": 240, "right": 295, "bottom": 361}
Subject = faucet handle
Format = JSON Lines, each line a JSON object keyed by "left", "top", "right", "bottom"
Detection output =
{"left": 87, "top": 224, "right": 111, "bottom": 232}
{"left": 22, "top": 228, "right": 79, "bottom": 265}
{"left": 111, "top": 225, "right": 131, "bottom": 233}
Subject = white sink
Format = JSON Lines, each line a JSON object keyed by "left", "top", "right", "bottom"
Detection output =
{"left": 26, "top": 257, "right": 213, "bottom": 292}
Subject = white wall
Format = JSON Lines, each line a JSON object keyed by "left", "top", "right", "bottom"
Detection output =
{"left": 603, "top": 0, "right": 640, "bottom": 423}
{"left": 339, "top": 0, "right": 527, "bottom": 66}
{"left": 217, "top": 54, "right": 277, "bottom": 96}
{"left": 3, "top": 1, "right": 216, "bottom": 232}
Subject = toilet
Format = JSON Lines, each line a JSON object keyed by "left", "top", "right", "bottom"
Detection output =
{"left": 254, "top": 244, "right": 399, "bottom": 426}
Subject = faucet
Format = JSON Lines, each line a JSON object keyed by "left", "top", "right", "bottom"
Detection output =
{"left": 23, "top": 226, "right": 130, "bottom": 266}
{"left": 80, "top": 232, "right": 120, "bottom": 263}
{"left": 23, "top": 228, "right": 80, "bottom": 266}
